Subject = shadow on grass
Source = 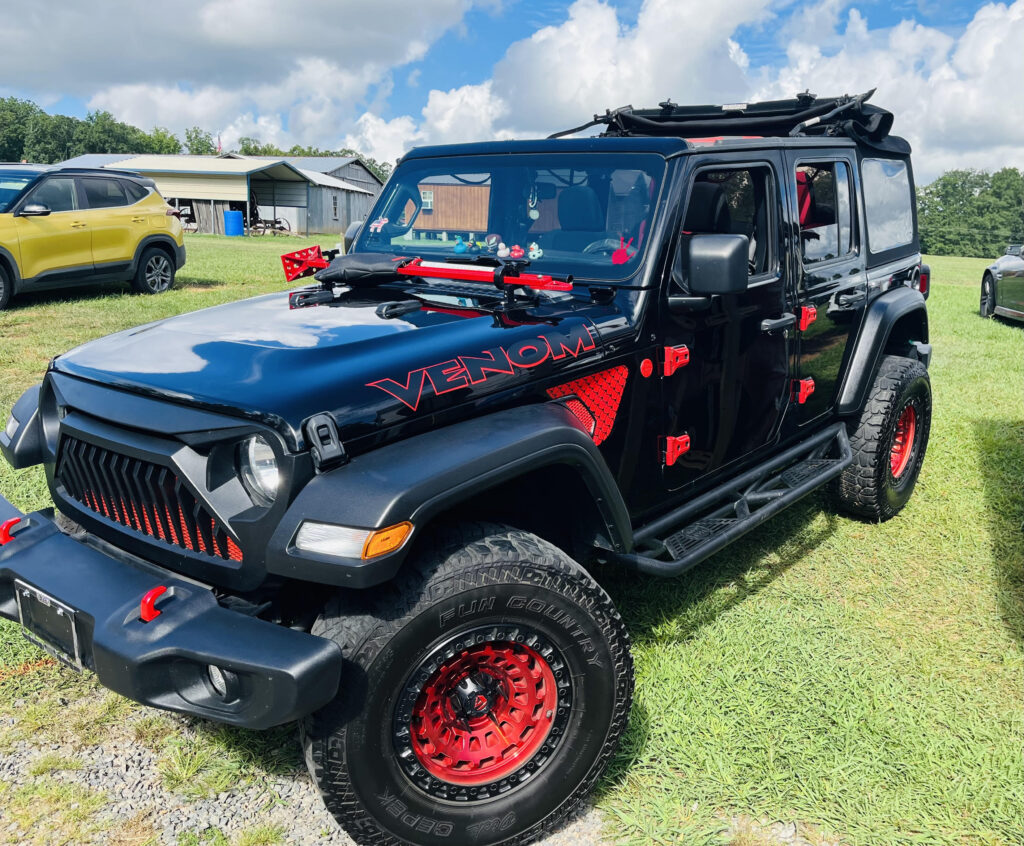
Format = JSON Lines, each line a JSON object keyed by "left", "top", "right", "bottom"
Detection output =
{"left": 6, "top": 282, "right": 129, "bottom": 310}
{"left": 591, "top": 496, "right": 839, "bottom": 797}
{"left": 175, "top": 276, "right": 233, "bottom": 289}
{"left": 973, "top": 418, "right": 1024, "bottom": 648}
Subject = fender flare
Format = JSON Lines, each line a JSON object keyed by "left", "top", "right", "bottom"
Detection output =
{"left": 0, "top": 245, "right": 22, "bottom": 294}
{"left": 836, "top": 286, "right": 928, "bottom": 415}
{"left": 0, "top": 383, "right": 44, "bottom": 470}
{"left": 264, "top": 404, "right": 633, "bottom": 588}
{"left": 130, "top": 235, "right": 182, "bottom": 275}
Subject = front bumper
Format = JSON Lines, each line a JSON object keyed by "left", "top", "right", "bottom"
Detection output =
{"left": 0, "top": 496, "right": 341, "bottom": 729}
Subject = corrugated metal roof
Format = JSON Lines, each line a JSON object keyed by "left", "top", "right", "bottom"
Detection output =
{"left": 298, "top": 168, "right": 373, "bottom": 194}
{"left": 109, "top": 155, "right": 310, "bottom": 180}
{"left": 59, "top": 154, "right": 135, "bottom": 169}
{"left": 239, "top": 154, "right": 359, "bottom": 173}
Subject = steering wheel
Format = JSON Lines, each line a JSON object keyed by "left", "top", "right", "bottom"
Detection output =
{"left": 582, "top": 238, "right": 621, "bottom": 255}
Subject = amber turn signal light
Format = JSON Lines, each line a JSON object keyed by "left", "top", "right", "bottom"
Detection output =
{"left": 362, "top": 522, "right": 413, "bottom": 559}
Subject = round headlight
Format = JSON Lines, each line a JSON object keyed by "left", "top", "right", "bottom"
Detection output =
{"left": 240, "top": 434, "right": 279, "bottom": 505}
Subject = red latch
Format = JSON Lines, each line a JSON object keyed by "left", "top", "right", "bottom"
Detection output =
{"left": 0, "top": 517, "right": 21, "bottom": 545}
{"left": 663, "top": 345, "right": 690, "bottom": 377}
{"left": 139, "top": 586, "right": 168, "bottom": 623}
{"left": 663, "top": 434, "right": 691, "bottom": 467}
{"left": 792, "top": 378, "right": 815, "bottom": 404}
{"left": 797, "top": 305, "right": 817, "bottom": 331}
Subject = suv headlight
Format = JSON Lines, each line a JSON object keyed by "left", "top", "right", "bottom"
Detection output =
{"left": 4, "top": 412, "right": 18, "bottom": 440}
{"left": 239, "top": 434, "right": 279, "bottom": 505}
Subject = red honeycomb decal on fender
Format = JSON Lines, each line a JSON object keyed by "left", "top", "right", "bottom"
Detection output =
{"left": 546, "top": 365, "right": 629, "bottom": 445}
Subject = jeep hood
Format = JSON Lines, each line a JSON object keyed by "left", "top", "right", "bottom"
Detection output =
{"left": 51, "top": 290, "right": 610, "bottom": 448}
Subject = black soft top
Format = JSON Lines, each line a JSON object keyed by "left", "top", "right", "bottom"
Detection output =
{"left": 551, "top": 89, "right": 910, "bottom": 156}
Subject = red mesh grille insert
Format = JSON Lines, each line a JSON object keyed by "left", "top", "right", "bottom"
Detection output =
{"left": 57, "top": 436, "right": 242, "bottom": 563}
{"left": 546, "top": 365, "right": 629, "bottom": 445}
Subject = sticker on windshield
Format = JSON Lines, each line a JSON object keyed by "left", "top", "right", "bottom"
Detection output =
{"left": 612, "top": 236, "right": 636, "bottom": 265}
{"left": 369, "top": 217, "right": 389, "bottom": 233}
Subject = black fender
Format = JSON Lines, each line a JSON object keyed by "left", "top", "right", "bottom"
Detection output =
{"left": 837, "top": 286, "right": 928, "bottom": 415}
{"left": 265, "top": 403, "right": 633, "bottom": 588}
{"left": 130, "top": 235, "right": 185, "bottom": 274}
{"left": 0, "top": 244, "right": 22, "bottom": 295}
{"left": 0, "top": 383, "right": 44, "bottom": 470}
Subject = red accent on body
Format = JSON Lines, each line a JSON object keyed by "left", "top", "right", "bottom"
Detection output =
{"left": 281, "top": 246, "right": 330, "bottom": 283}
{"left": 0, "top": 517, "right": 21, "bottom": 545}
{"left": 640, "top": 358, "right": 654, "bottom": 378}
{"left": 797, "top": 305, "right": 817, "bottom": 331}
{"left": 792, "top": 378, "right": 815, "bottom": 404}
{"left": 139, "top": 586, "right": 167, "bottom": 623}
{"left": 663, "top": 434, "right": 691, "bottom": 467}
{"left": 396, "top": 257, "right": 572, "bottom": 292}
{"left": 663, "top": 345, "right": 690, "bottom": 376}
{"left": 546, "top": 365, "right": 629, "bottom": 446}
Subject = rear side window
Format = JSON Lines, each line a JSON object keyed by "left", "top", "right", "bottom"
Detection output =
{"left": 796, "top": 161, "right": 854, "bottom": 264}
{"left": 123, "top": 181, "right": 149, "bottom": 203}
{"left": 82, "top": 178, "right": 129, "bottom": 209}
{"left": 862, "top": 159, "right": 913, "bottom": 253}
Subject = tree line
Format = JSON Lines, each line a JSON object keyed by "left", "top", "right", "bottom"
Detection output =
{"left": 917, "top": 168, "right": 1023, "bottom": 257}
{"left": 0, "top": 97, "right": 391, "bottom": 182}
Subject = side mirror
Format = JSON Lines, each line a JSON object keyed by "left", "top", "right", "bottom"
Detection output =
{"left": 17, "top": 203, "right": 51, "bottom": 218}
{"left": 687, "top": 233, "right": 749, "bottom": 296}
{"left": 344, "top": 220, "right": 363, "bottom": 254}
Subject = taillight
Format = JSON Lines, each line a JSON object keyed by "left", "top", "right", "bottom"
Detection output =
{"left": 166, "top": 207, "right": 182, "bottom": 217}
{"left": 913, "top": 264, "right": 930, "bottom": 299}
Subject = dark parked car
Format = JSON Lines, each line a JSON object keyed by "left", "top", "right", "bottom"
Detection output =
{"left": 1, "top": 92, "right": 932, "bottom": 846}
{"left": 981, "top": 244, "right": 1024, "bottom": 321}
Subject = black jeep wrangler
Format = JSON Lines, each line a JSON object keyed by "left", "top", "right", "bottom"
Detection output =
{"left": 0, "top": 92, "right": 931, "bottom": 846}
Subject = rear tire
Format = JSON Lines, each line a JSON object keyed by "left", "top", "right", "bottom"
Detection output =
{"left": 0, "top": 265, "right": 10, "bottom": 311}
{"left": 980, "top": 275, "right": 995, "bottom": 317}
{"left": 131, "top": 246, "right": 175, "bottom": 294}
{"left": 302, "top": 522, "right": 633, "bottom": 846}
{"left": 834, "top": 355, "right": 931, "bottom": 521}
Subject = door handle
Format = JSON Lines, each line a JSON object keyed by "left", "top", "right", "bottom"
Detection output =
{"left": 761, "top": 313, "right": 796, "bottom": 333}
{"left": 837, "top": 292, "right": 865, "bottom": 307}
{"left": 70, "top": 221, "right": 87, "bottom": 229}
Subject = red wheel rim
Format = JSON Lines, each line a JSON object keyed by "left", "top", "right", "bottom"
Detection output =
{"left": 890, "top": 404, "right": 917, "bottom": 479}
{"left": 409, "top": 640, "right": 559, "bottom": 785}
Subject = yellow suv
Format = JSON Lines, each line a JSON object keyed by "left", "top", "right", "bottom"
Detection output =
{"left": 0, "top": 165, "right": 186, "bottom": 311}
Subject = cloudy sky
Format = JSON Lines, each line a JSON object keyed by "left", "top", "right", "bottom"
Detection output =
{"left": 2, "top": 0, "right": 1022, "bottom": 182}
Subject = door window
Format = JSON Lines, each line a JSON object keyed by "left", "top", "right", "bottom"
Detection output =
{"left": 24, "top": 177, "right": 77, "bottom": 213}
{"left": 82, "top": 178, "right": 129, "bottom": 209}
{"left": 861, "top": 158, "right": 913, "bottom": 253}
{"left": 122, "top": 181, "right": 149, "bottom": 203}
{"left": 796, "top": 162, "right": 854, "bottom": 263}
{"left": 675, "top": 165, "right": 775, "bottom": 292}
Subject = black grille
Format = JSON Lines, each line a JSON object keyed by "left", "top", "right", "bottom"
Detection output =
{"left": 56, "top": 436, "right": 242, "bottom": 562}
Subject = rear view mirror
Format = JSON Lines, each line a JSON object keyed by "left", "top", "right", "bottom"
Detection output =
{"left": 17, "top": 203, "right": 51, "bottom": 217}
{"left": 344, "top": 220, "right": 363, "bottom": 253}
{"left": 687, "top": 233, "right": 749, "bottom": 296}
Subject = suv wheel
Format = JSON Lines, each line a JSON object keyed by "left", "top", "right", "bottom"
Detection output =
{"left": 980, "top": 274, "right": 996, "bottom": 317}
{"left": 834, "top": 354, "right": 931, "bottom": 521}
{"left": 132, "top": 247, "right": 175, "bottom": 294}
{"left": 302, "top": 522, "right": 633, "bottom": 846}
{"left": 0, "top": 265, "right": 10, "bottom": 311}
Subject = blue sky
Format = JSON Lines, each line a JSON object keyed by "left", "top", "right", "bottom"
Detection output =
{"left": 1, "top": 0, "right": 1021, "bottom": 181}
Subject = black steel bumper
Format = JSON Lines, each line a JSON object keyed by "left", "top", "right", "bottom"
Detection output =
{"left": 0, "top": 496, "right": 341, "bottom": 729}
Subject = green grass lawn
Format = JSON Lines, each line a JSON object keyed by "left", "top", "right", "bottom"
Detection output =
{"left": 1, "top": 243, "right": 1022, "bottom": 845}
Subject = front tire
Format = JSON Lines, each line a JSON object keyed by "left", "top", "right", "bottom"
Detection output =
{"left": 834, "top": 355, "right": 931, "bottom": 521}
{"left": 980, "top": 275, "right": 996, "bottom": 317}
{"left": 302, "top": 523, "right": 633, "bottom": 846}
{"left": 131, "top": 246, "right": 176, "bottom": 294}
{"left": 0, "top": 264, "right": 10, "bottom": 311}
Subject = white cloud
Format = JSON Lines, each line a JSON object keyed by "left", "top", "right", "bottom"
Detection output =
{"left": 754, "top": 1, "right": 1024, "bottom": 181}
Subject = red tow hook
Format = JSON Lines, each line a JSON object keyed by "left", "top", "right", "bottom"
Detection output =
{"left": 139, "top": 586, "right": 168, "bottom": 623}
{"left": 0, "top": 517, "right": 21, "bottom": 545}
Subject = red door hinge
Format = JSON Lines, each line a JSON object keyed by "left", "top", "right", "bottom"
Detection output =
{"left": 663, "top": 433, "right": 691, "bottom": 467}
{"left": 662, "top": 345, "right": 690, "bottom": 377}
{"left": 797, "top": 304, "right": 817, "bottom": 331}
{"left": 791, "top": 378, "right": 815, "bottom": 404}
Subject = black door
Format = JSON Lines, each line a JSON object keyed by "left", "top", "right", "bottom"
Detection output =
{"left": 784, "top": 152, "right": 867, "bottom": 424}
{"left": 660, "top": 154, "right": 794, "bottom": 492}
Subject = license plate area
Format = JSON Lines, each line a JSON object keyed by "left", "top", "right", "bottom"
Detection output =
{"left": 14, "top": 579, "right": 84, "bottom": 671}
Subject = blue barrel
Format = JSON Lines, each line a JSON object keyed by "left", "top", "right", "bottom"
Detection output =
{"left": 223, "top": 209, "right": 244, "bottom": 236}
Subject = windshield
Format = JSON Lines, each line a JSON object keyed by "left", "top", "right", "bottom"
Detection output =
{"left": 354, "top": 153, "right": 666, "bottom": 283}
{"left": 0, "top": 170, "right": 41, "bottom": 213}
